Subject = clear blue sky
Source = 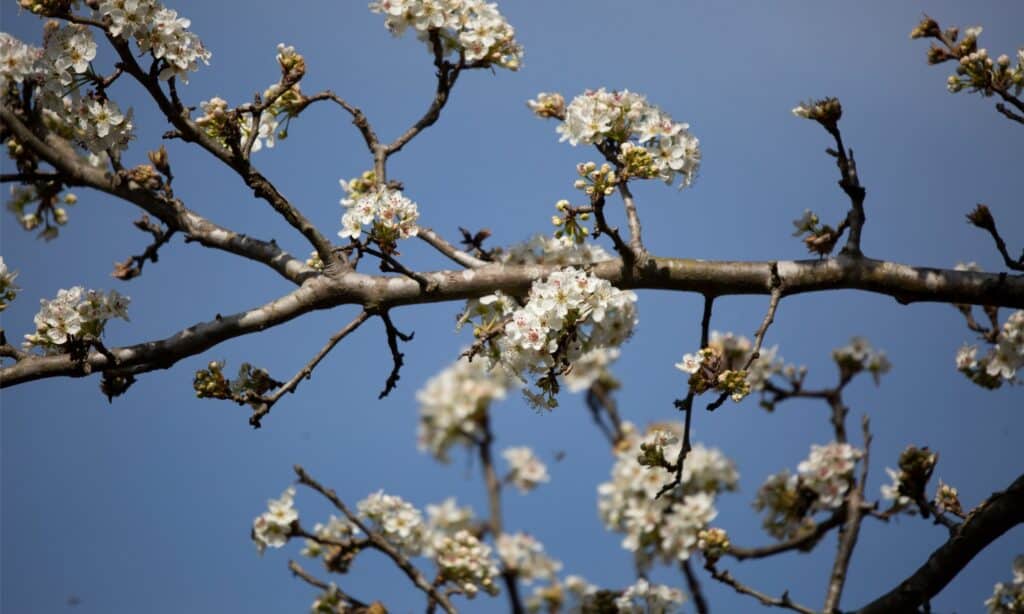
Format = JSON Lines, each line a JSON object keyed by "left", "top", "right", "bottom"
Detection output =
{"left": 2, "top": 2, "right": 1022, "bottom": 612}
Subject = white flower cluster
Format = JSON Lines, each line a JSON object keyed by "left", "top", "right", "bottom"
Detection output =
{"left": 496, "top": 234, "right": 612, "bottom": 267}
{"left": 426, "top": 498, "right": 475, "bottom": 534}
{"left": 433, "top": 530, "right": 501, "bottom": 598}
{"left": 252, "top": 487, "right": 298, "bottom": 553}
{"left": 40, "top": 24, "right": 96, "bottom": 89}
{"left": 338, "top": 184, "right": 419, "bottom": 244}
{"left": 1, "top": 25, "right": 135, "bottom": 158}
{"left": 958, "top": 310, "right": 1024, "bottom": 385}
{"left": 553, "top": 88, "right": 701, "bottom": 189}
{"left": 0, "top": 33, "right": 42, "bottom": 91}
{"left": 357, "top": 490, "right": 427, "bottom": 555}
{"left": 496, "top": 532, "right": 562, "bottom": 584}
{"left": 300, "top": 515, "right": 360, "bottom": 559}
{"left": 598, "top": 423, "right": 736, "bottom": 565}
{"left": 502, "top": 447, "right": 550, "bottom": 493}
{"left": 832, "top": 336, "right": 892, "bottom": 384}
{"left": 368, "top": 0, "right": 522, "bottom": 70}
{"left": 880, "top": 467, "right": 912, "bottom": 508}
{"left": 985, "top": 556, "right": 1024, "bottom": 613}
{"left": 501, "top": 266, "right": 637, "bottom": 375}
{"left": 562, "top": 346, "right": 619, "bottom": 393}
{"left": 797, "top": 442, "right": 863, "bottom": 508}
{"left": 614, "top": 578, "right": 687, "bottom": 614}
{"left": 95, "top": 0, "right": 211, "bottom": 81}
{"left": 0, "top": 257, "right": 18, "bottom": 312}
{"left": 416, "top": 355, "right": 512, "bottom": 461}
{"left": 23, "top": 286, "right": 129, "bottom": 353}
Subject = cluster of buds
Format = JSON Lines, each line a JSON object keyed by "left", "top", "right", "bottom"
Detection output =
{"left": 896, "top": 445, "right": 938, "bottom": 504}
{"left": 791, "top": 97, "right": 843, "bottom": 129}
{"left": 911, "top": 18, "right": 1024, "bottom": 98}
{"left": 193, "top": 361, "right": 280, "bottom": 401}
{"left": 433, "top": 530, "right": 501, "bottom": 598}
{"left": 832, "top": 336, "right": 892, "bottom": 384}
{"left": 934, "top": 480, "right": 963, "bottom": 517}
{"left": 526, "top": 92, "right": 565, "bottom": 119}
{"left": 675, "top": 347, "right": 750, "bottom": 402}
{"left": 696, "top": 527, "right": 730, "bottom": 563}
{"left": 573, "top": 161, "right": 617, "bottom": 199}
{"left": 616, "top": 142, "right": 660, "bottom": 180}
{"left": 753, "top": 471, "right": 819, "bottom": 539}
{"left": 551, "top": 199, "right": 591, "bottom": 246}
{"left": 7, "top": 183, "right": 77, "bottom": 241}
{"left": 791, "top": 209, "right": 842, "bottom": 256}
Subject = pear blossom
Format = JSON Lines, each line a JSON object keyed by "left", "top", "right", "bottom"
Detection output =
{"left": 496, "top": 532, "right": 562, "bottom": 584}
{"left": 614, "top": 578, "right": 687, "bottom": 613}
{"left": 432, "top": 530, "right": 501, "bottom": 598}
{"left": 24, "top": 287, "right": 130, "bottom": 353}
{"left": 0, "top": 257, "right": 19, "bottom": 312}
{"left": 252, "top": 487, "right": 298, "bottom": 553}
{"left": 551, "top": 88, "right": 701, "bottom": 189}
{"left": 358, "top": 490, "right": 426, "bottom": 555}
{"left": 338, "top": 184, "right": 419, "bottom": 245}
{"left": 985, "top": 556, "right": 1024, "bottom": 613}
{"left": 797, "top": 442, "right": 863, "bottom": 509}
{"left": 503, "top": 447, "right": 550, "bottom": 493}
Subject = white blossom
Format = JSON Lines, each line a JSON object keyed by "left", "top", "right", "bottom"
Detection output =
{"left": 252, "top": 487, "right": 297, "bottom": 553}
{"left": 432, "top": 530, "right": 501, "bottom": 598}
{"left": 554, "top": 88, "right": 701, "bottom": 189}
{"left": 614, "top": 578, "right": 687, "bottom": 614}
{"left": 338, "top": 184, "right": 419, "bottom": 244}
{"left": 985, "top": 556, "right": 1024, "bottom": 613}
{"left": 496, "top": 532, "right": 562, "bottom": 584}
{"left": 358, "top": 490, "right": 426, "bottom": 555}
{"left": 797, "top": 442, "right": 862, "bottom": 509}
{"left": 503, "top": 447, "right": 550, "bottom": 493}
{"left": 24, "top": 287, "right": 130, "bottom": 353}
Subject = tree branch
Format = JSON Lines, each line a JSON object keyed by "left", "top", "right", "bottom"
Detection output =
{"left": 855, "top": 472, "right": 1024, "bottom": 614}
{"left": 823, "top": 416, "right": 871, "bottom": 612}
{"left": 375, "top": 310, "right": 413, "bottom": 399}
{"left": 705, "top": 563, "right": 817, "bottom": 614}
{"left": 4, "top": 255, "right": 1023, "bottom": 388}
{"left": 293, "top": 465, "right": 456, "bottom": 614}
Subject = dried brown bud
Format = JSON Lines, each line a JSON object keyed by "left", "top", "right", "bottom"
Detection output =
{"left": 910, "top": 16, "right": 941, "bottom": 40}
{"left": 112, "top": 257, "right": 140, "bottom": 281}
{"left": 804, "top": 226, "right": 840, "bottom": 256}
{"left": 927, "top": 45, "right": 953, "bottom": 65}
{"left": 966, "top": 203, "right": 996, "bottom": 231}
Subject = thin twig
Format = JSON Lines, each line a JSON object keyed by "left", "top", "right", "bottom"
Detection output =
{"left": 966, "top": 204, "right": 1024, "bottom": 272}
{"left": 477, "top": 413, "right": 524, "bottom": 614}
{"left": 591, "top": 192, "right": 634, "bottom": 268}
{"left": 418, "top": 227, "right": 488, "bottom": 268}
{"left": 823, "top": 415, "right": 871, "bottom": 612}
{"left": 376, "top": 310, "right": 414, "bottom": 399}
{"left": 657, "top": 295, "right": 714, "bottom": 499}
{"left": 705, "top": 564, "right": 816, "bottom": 614}
{"left": 727, "top": 510, "right": 844, "bottom": 560}
{"left": 682, "top": 560, "right": 710, "bottom": 614}
{"left": 823, "top": 122, "right": 867, "bottom": 258}
{"left": 288, "top": 560, "right": 370, "bottom": 610}
{"left": 293, "top": 465, "right": 456, "bottom": 614}
{"left": 249, "top": 311, "right": 370, "bottom": 427}
{"left": 618, "top": 181, "right": 646, "bottom": 263}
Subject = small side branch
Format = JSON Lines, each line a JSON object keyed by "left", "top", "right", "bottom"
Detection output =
{"left": 418, "top": 227, "right": 488, "bottom": 269}
{"left": 727, "top": 510, "right": 844, "bottom": 561}
{"left": 705, "top": 563, "right": 816, "bottom": 614}
{"left": 250, "top": 311, "right": 370, "bottom": 427}
{"left": 591, "top": 192, "right": 634, "bottom": 268}
{"left": 288, "top": 560, "right": 370, "bottom": 611}
{"left": 825, "top": 126, "right": 867, "bottom": 258}
{"left": 112, "top": 216, "right": 176, "bottom": 280}
{"left": 823, "top": 416, "right": 871, "bottom": 613}
{"left": 966, "top": 204, "right": 1024, "bottom": 272}
{"left": 376, "top": 310, "right": 414, "bottom": 399}
{"left": 658, "top": 295, "right": 714, "bottom": 499}
{"left": 682, "top": 560, "right": 710, "bottom": 614}
{"left": 293, "top": 465, "right": 456, "bottom": 614}
{"left": 618, "top": 181, "right": 646, "bottom": 263}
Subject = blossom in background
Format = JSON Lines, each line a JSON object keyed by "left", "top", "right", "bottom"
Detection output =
{"left": 432, "top": 530, "right": 501, "bottom": 598}
{"left": 416, "top": 355, "right": 512, "bottom": 461}
{"left": 797, "top": 442, "right": 862, "bottom": 509}
{"left": 496, "top": 532, "right": 562, "bottom": 584}
{"left": 832, "top": 336, "right": 892, "bottom": 384}
{"left": 985, "top": 556, "right": 1024, "bottom": 613}
{"left": 503, "top": 447, "right": 550, "bottom": 493}
{"left": 357, "top": 490, "right": 426, "bottom": 555}
{"left": 598, "top": 422, "right": 736, "bottom": 566}
{"left": 252, "top": 487, "right": 298, "bottom": 554}
{"left": 614, "top": 578, "right": 687, "bottom": 614}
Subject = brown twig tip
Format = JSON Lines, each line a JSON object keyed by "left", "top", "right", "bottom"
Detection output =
{"left": 967, "top": 204, "right": 1024, "bottom": 272}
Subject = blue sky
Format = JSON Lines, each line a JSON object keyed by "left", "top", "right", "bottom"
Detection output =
{"left": 2, "top": 1, "right": 1022, "bottom": 612}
